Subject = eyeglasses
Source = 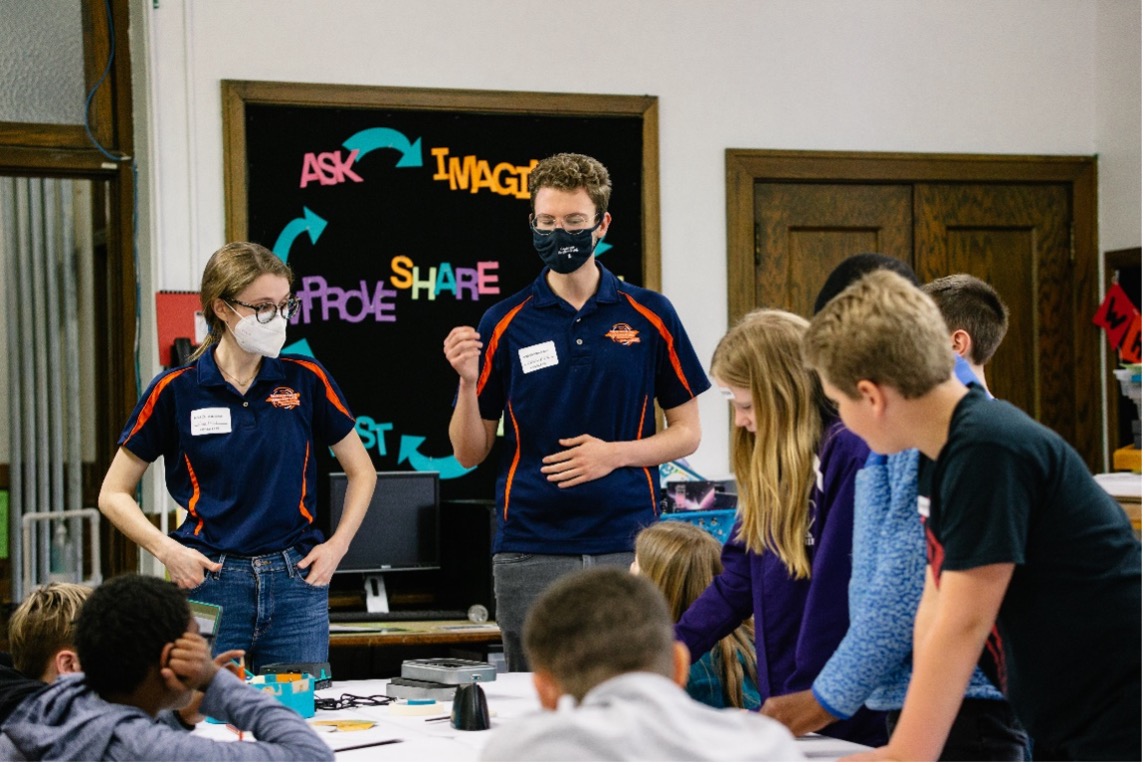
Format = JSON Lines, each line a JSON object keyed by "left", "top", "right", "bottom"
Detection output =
{"left": 529, "top": 212, "right": 600, "bottom": 236}
{"left": 229, "top": 296, "right": 300, "bottom": 324}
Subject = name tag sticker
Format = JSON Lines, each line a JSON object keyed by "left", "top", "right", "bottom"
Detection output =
{"left": 191, "top": 407, "right": 232, "bottom": 436}
{"left": 917, "top": 496, "right": 931, "bottom": 519}
{"left": 518, "top": 341, "right": 559, "bottom": 374}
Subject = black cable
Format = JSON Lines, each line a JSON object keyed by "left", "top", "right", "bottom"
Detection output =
{"left": 314, "top": 692, "right": 396, "bottom": 711}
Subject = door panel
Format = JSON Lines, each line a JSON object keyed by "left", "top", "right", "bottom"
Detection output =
{"left": 754, "top": 183, "right": 912, "bottom": 318}
{"left": 752, "top": 180, "right": 1077, "bottom": 450}
{"left": 915, "top": 183, "right": 1072, "bottom": 442}
{"left": 731, "top": 151, "right": 1099, "bottom": 469}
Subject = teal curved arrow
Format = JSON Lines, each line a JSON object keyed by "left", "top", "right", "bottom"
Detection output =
{"left": 398, "top": 435, "right": 474, "bottom": 479}
{"left": 343, "top": 128, "right": 423, "bottom": 167}
{"left": 273, "top": 207, "right": 327, "bottom": 262}
{"left": 282, "top": 338, "right": 315, "bottom": 358}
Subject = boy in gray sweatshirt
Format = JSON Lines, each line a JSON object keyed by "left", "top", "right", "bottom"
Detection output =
{"left": 0, "top": 574, "right": 332, "bottom": 761}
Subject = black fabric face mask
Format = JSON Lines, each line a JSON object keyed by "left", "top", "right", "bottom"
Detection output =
{"left": 532, "top": 225, "right": 597, "bottom": 274}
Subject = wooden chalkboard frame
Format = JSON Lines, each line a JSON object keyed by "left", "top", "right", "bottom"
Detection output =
{"left": 221, "top": 80, "right": 661, "bottom": 290}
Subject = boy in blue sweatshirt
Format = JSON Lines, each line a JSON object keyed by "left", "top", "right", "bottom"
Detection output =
{"left": 0, "top": 574, "right": 333, "bottom": 761}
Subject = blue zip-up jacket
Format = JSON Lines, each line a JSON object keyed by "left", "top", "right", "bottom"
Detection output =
{"left": 811, "top": 450, "right": 1004, "bottom": 716}
{"left": 811, "top": 355, "right": 1004, "bottom": 716}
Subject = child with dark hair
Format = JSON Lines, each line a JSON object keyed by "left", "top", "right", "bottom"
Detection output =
{"left": 922, "top": 273, "right": 1009, "bottom": 393}
{"left": 480, "top": 567, "right": 802, "bottom": 761}
{"left": 812, "top": 252, "right": 919, "bottom": 314}
{"left": 0, "top": 574, "right": 333, "bottom": 761}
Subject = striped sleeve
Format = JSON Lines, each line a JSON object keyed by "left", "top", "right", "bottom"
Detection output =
{"left": 473, "top": 299, "right": 530, "bottom": 421}
{"left": 620, "top": 289, "right": 710, "bottom": 409}
{"left": 283, "top": 357, "right": 356, "bottom": 445}
{"left": 118, "top": 368, "right": 191, "bottom": 462}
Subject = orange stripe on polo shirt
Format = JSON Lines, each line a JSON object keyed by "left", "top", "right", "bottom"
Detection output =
{"left": 125, "top": 368, "right": 192, "bottom": 442}
{"left": 476, "top": 297, "right": 532, "bottom": 397}
{"left": 284, "top": 358, "right": 352, "bottom": 419}
{"left": 503, "top": 402, "right": 521, "bottom": 521}
{"left": 183, "top": 454, "right": 204, "bottom": 535}
{"left": 620, "top": 292, "right": 693, "bottom": 398}
{"left": 636, "top": 395, "right": 657, "bottom": 512}
{"left": 298, "top": 441, "right": 313, "bottom": 523}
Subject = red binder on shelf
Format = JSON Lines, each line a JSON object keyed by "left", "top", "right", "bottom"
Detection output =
{"left": 155, "top": 291, "right": 202, "bottom": 366}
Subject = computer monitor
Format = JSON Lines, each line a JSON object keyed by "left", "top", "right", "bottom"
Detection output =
{"left": 328, "top": 470, "right": 440, "bottom": 613}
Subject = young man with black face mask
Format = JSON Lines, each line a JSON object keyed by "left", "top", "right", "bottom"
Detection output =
{"left": 443, "top": 153, "right": 710, "bottom": 671}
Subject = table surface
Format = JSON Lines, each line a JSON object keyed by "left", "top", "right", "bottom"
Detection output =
{"left": 328, "top": 620, "right": 500, "bottom": 648}
{"left": 195, "top": 673, "right": 870, "bottom": 761}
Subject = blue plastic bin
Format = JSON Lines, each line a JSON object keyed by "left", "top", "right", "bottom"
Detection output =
{"left": 249, "top": 673, "right": 316, "bottom": 718}
{"left": 660, "top": 509, "right": 738, "bottom": 543}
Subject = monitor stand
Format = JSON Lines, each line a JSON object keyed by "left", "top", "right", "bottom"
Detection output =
{"left": 364, "top": 574, "right": 391, "bottom": 614}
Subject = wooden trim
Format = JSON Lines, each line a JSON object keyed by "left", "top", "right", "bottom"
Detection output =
{"left": 725, "top": 150, "right": 758, "bottom": 326}
{"left": 221, "top": 80, "right": 661, "bottom": 290}
{"left": 81, "top": 0, "right": 116, "bottom": 152}
{"left": 0, "top": 145, "right": 128, "bottom": 174}
{"left": 329, "top": 623, "right": 499, "bottom": 648}
{"left": 640, "top": 99, "right": 661, "bottom": 291}
{"left": 725, "top": 149, "right": 1102, "bottom": 469}
{"left": 0, "top": 124, "right": 91, "bottom": 150}
{"left": 0, "top": 0, "right": 137, "bottom": 577}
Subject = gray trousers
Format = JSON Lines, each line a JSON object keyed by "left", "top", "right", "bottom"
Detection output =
{"left": 492, "top": 551, "right": 635, "bottom": 672}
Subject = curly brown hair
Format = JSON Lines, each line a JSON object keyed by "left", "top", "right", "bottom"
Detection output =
{"left": 527, "top": 153, "right": 611, "bottom": 219}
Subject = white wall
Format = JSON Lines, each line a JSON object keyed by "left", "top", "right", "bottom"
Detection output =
{"left": 135, "top": 0, "right": 1138, "bottom": 480}
{"left": 1096, "top": 0, "right": 1142, "bottom": 252}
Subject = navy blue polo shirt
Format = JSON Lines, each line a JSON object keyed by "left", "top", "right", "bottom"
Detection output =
{"left": 474, "top": 264, "right": 710, "bottom": 554}
{"left": 119, "top": 350, "right": 356, "bottom": 556}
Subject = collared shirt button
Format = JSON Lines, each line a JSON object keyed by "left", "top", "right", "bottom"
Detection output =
{"left": 576, "top": 318, "right": 582, "bottom": 323}
{"left": 243, "top": 402, "right": 250, "bottom": 408}
{"left": 576, "top": 338, "right": 583, "bottom": 345}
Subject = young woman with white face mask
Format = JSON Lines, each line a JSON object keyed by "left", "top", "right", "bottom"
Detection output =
{"left": 98, "top": 242, "right": 376, "bottom": 671}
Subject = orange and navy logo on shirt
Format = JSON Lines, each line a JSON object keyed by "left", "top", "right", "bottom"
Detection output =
{"left": 267, "top": 386, "right": 302, "bottom": 409}
{"left": 605, "top": 323, "right": 641, "bottom": 346}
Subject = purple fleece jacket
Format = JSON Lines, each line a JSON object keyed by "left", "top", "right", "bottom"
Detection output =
{"left": 676, "top": 419, "right": 887, "bottom": 748}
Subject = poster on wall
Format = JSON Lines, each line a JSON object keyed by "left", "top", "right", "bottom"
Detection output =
{"left": 222, "top": 81, "right": 660, "bottom": 520}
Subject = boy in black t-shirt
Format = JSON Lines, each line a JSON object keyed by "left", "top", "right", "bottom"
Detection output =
{"left": 803, "top": 270, "right": 1142, "bottom": 761}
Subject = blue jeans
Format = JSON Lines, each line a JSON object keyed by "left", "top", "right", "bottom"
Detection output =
{"left": 493, "top": 551, "right": 635, "bottom": 672}
{"left": 186, "top": 547, "right": 329, "bottom": 673}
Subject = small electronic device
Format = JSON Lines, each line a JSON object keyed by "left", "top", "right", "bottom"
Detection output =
{"left": 188, "top": 600, "right": 222, "bottom": 652}
{"left": 259, "top": 661, "right": 333, "bottom": 689}
{"left": 401, "top": 658, "right": 497, "bottom": 685}
{"left": 172, "top": 337, "right": 194, "bottom": 367}
{"left": 386, "top": 677, "right": 458, "bottom": 701}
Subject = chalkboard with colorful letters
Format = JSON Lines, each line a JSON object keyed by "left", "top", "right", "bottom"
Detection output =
{"left": 222, "top": 81, "right": 660, "bottom": 511}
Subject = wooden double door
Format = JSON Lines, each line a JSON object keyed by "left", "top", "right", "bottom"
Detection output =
{"left": 727, "top": 151, "right": 1101, "bottom": 469}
